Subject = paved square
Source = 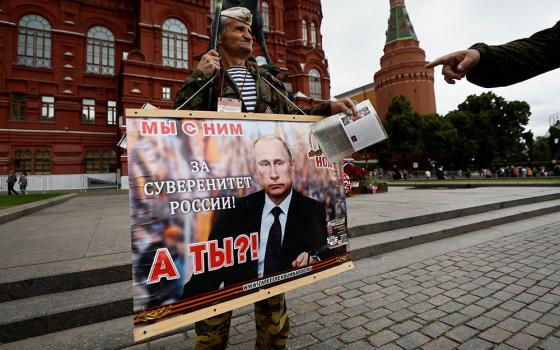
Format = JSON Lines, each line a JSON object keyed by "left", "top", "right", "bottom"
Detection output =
{"left": 131, "top": 218, "right": 560, "bottom": 349}
{"left": 278, "top": 222, "right": 560, "bottom": 348}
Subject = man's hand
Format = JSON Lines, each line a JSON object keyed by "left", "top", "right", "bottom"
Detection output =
{"left": 197, "top": 50, "right": 221, "bottom": 77}
{"left": 291, "top": 252, "right": 318, "bottom": 268}
{"left": 330, "top": 98, "right": 358, "bottom": 118}
{"left": 425, "top": 49, "right": 481, "bottom": 84}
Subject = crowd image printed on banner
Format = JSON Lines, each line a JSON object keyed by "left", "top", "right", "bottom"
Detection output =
{"left": 127, "top": 115, "right": 351, "bottom": 335}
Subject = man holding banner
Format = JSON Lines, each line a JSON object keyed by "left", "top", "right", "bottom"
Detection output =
{"left": 173, "top": 6, "right": 356, "bottom": 350}
{"left": 182, "top": 134, "right": 329, "bottom": 348}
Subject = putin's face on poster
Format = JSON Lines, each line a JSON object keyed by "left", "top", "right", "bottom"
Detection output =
{"left": 254, "top": 137, "right": 295, "bottom": 205}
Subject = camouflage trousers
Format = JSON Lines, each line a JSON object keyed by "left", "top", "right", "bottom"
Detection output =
{"left": 194, "top": 293, "right": 289, "bottom": 350}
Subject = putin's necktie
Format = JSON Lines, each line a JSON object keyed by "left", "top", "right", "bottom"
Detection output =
{"left": 264, "top": 206, "right": 282, "bottom": 276}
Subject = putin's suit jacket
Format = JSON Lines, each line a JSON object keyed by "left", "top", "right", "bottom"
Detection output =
{"left": 181, "top": 189, "right": 328, "bottom": 299}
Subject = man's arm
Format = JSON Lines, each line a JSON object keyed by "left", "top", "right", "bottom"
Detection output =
{"left": 174, "top": 50, "right": 221, "bottom": 110}
{"left": 426, "top": 21, "right": 560, "bottom": 87}
{"left": 301, "top": 98, "right": 358, "bottom": 118}
{"left": 259, "top": 68, "right": 358, "bottom": 117}
{"left": 467, "top": 20, "right": 560, "bottom": 87}
{"left": 173, "top": 70, "right": 211, "bottom": 110}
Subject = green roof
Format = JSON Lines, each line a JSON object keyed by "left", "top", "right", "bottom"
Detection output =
{"left": 385, "top": 4, "right": 417, "bottom": 45}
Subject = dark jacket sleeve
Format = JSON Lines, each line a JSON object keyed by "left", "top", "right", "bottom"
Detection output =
{"left": 173, "top": 69, "right": 212, "bottom": 110}
{"left": 466, "top": 21, "right": 560, "bottom": 88}
{"left": 300, "top": 100, "right": 332, "bottom": 117}
{"left": 255, "top": 67, "right": 332, "bottom": 117}
{"left": 174, "top": 64, "right": 332, "bottom": 116}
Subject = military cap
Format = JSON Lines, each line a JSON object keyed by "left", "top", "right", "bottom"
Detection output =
{"left": 221, "top": 7, "right": 252, "bottom": 26}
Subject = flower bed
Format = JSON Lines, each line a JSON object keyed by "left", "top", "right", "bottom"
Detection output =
{"left": 343, "top": 163, "right": 388, "bottom": 195}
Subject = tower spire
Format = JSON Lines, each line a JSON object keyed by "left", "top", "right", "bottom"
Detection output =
{"left": 385, "top": 0, "right": 417, "bottom": 45}
{"left": 374, "top": 0, "right": 436, "bottom": 119}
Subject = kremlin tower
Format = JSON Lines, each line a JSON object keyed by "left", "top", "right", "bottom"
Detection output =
{"left": 374, "top": 0, "right": 436, "bottom": 118}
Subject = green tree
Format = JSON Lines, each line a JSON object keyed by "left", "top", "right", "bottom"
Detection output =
{"left": 385, "top": 96, "right": 425, "bottom": 161}
{"left": 521, "top": 131, "right": 535, "bottom": 163}
{"left": 500, "top": 100, "right": 531, "bottom": 161}
{"left": 445, "top": 110, "right": 480, "bottom": 169}
{"left": 446, "top": 92, "right": 531, "bottom": 168}
{"left": 421, "top": 113, "right": 458, "bottom": 167}
{"left": 532, "top": 136, "right": 552, "bottom": 162}
{"left": 549, "top": 121, "right": 560, "bottom": 160}
{"left": 386, "top": 95, "right": 413, "bottom": 118}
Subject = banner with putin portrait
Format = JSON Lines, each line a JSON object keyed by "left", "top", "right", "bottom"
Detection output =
{"left": 126, "top": 109, "right": 353, "bottom": 340}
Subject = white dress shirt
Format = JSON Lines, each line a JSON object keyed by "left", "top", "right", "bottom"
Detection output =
{"left": 257, "top": 189, "right": 293, "bottom": 278}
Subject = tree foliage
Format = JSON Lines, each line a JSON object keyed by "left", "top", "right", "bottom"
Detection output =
{"left": 379, "top": 92, "right": 533, "bottom": 169}
{"left": 451, "top": 92, "right": 530, "bottom": 167}
{"left": 532, "top": 136, "right": 552, "bottom": 162}
{"left": 549, "top": 121, "right": 560, "bottom": 160}
{"left": 385, "top": 96, "right": 424, "bottom": 156}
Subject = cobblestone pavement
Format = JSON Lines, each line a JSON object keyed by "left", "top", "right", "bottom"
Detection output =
{"left": 210, "top": 221, "right": 560, "bottom": 350}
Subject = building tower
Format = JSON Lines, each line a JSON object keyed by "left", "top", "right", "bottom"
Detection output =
{"left": 283, "top": 0, "right": 331, "bottom": 107}
{"left": 374, "top": 0, "right": 436, "bottom": 119}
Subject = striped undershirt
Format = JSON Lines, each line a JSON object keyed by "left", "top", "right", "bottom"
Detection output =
{"left": 226, "top": 66, "right": 257, "bottom": 112}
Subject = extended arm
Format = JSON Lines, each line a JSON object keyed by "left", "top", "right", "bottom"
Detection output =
{"left": 467, "top": 21, "right": 560, "bottom": 87}
{"left": 426, "top": 21, "right": 560, "bottom": 87}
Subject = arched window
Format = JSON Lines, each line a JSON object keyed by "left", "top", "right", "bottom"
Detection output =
{"left": 17, "top": 14, "right": 51, "bottom": 68}
{"left": 162, "top": 18, "right": 189, "bottom": 69}
{"left": 86, "top": 26, "right": 115, "bottom": 75}
{"left": 261, "top": 2, "right": 270, "bottom": 32}
{"left": 308, "top": 69, "right": 322, "bottom": 100}
{"left": 14, "top": 149, "right": 32, "bottom": 174}
{"left": 310, "top": 22, "right": 317, "bottom": 48}
{"left": 302, "top": 20, "right": 307, "bottom": 46}
{"left": 15, "top": 148, "right": 51, "bottom": 174}
{"left": 85, "top": 149, "right": 116, "bottom": 173}
{"left": 34, "top": 149, "right": 51, "bottom": 174}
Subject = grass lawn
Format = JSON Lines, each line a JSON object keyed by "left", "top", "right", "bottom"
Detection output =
{"left": 0, "top": 193, "right": 65, "bottom": 210}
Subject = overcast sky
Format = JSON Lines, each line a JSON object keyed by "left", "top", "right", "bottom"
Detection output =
{"left": 321, "top": 0, "right": 560, "bottom": 137}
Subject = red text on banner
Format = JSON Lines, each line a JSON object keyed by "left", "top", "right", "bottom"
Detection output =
{"left": 146, "top": 248, "right": 180, "bottom": 284}
{"left": 188, "top": 233, "right": 259, "bottom": 274}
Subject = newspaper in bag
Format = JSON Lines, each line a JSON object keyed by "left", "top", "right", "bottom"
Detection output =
{"left": 311, "top": 100, "right": 387, "bottom": 163}
{"left": 118, "top": 103, "right": 158, "bottom": 149}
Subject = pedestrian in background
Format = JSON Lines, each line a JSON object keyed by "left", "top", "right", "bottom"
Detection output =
{"left": 7, "top": 170, "right": 19, "bottom": 195}
{"left": 425, "top": 170, "right": 431, "bottom": 179}
{"left": 18, "top": 171, "right": 28, "bottom": 195}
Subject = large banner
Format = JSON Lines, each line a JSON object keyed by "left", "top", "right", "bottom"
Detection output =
{"left": 127, "top": 110, "right": 353, "bottom": 340}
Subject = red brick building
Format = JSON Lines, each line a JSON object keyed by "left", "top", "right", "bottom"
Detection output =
{"left": 0, "top": 0, "right": 330, "bottom": 179}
